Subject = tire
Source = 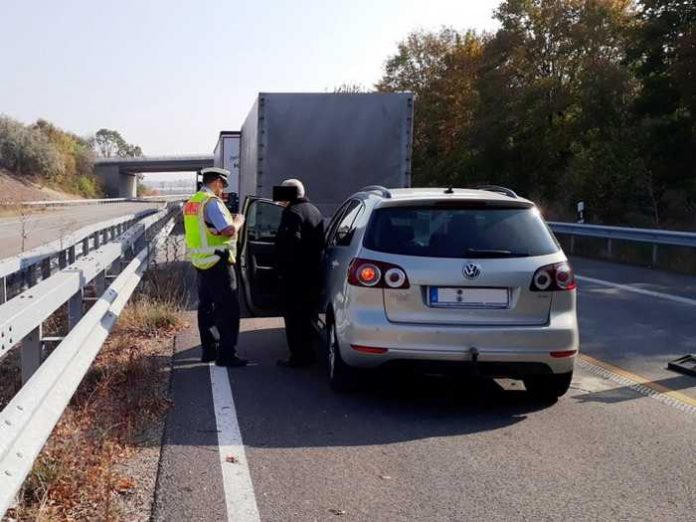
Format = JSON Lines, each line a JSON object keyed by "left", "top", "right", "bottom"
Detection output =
{"left": 326, "top": 319, "right": 358, "bottom": 393}
{"left": 523, "top": 372, "right": 573, "bottom": 400}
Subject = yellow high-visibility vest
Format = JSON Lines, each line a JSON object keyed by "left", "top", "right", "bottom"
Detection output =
{"left": 183, "top": 191, "right": 236, "bottom": 270}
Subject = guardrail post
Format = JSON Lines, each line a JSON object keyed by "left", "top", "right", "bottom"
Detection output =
{"left": 21, "top": 326, "right": 42, "bottom": 383}
{"left": 109, "top": 257, "right": 123, "bottom": 276}
{"left": 58, "top": 250, "right": 68, "bottom": 269}
{"left": 41, "top": 257, "right": 51, "bottom": 280}
{"left": 68, "top": 245, "right": 76, "bottom": 264}
{"left": 94, "top": 270, "right": 106, "bottom": 296}
{"left": 82, "top": 237, "right": 89, "bottom": 257}
{"left": 24, "top": 265, "right": 37, "bottom": 289}
{"left": 652, "top": 244, "right": 659, "bottom": 267}
{"left": 0, "top": 277, "right": 6, "bottom": 305}
{"left": 68, "top": 290, "right": 84, "bottom": 329}
{"left": 93, "top": 231, "right": 100, "bottom": 249}
{"left": 606, "top": 239, "right": 613, "bottom": 259}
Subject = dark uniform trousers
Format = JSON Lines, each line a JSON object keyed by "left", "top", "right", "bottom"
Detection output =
{"left": 196, "top": 260, "right": 240, "bottom": 360}
{"left": 281, "top": 279, "right": 318, "bottom": 362}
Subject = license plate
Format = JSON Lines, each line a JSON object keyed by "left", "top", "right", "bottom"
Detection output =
{"left": 428, "top": 287, "right": 509, "bottom": 308}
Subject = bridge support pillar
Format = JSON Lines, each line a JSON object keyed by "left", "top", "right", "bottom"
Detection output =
{"left": 94, "top": 165, "right": 137, "bottom": 198}
{"left": 119, "top": 173, "right": 137, "bottom": 198}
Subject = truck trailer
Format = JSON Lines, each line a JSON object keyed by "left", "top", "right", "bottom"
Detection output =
{"left": 239, "top": 92, "right": 413, "bottom": 216}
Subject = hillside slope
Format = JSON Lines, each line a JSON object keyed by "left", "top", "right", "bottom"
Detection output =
{"left": 0, "top": 169, "right": 83, "bottom": 203}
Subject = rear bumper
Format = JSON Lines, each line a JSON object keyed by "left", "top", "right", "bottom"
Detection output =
{"left": 338, "top": 308, "right": 578, "bottom": 375}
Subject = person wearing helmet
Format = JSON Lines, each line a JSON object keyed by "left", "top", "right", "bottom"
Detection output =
{"left": 274, "top": 178, "right": 325, "bottom": 368}
{"left": 183, "top": 167, "right": 247, "bottom": 367}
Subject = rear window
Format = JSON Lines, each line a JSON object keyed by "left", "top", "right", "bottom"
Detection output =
{"left": 363, "top": 206, "right": 560, "bottom": 258}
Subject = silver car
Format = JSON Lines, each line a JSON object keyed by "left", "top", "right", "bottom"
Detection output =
{"left": 238, "top": 186, "right": 578, "bottom": 399}
{"left": 318, "top": 186, "right": 578, "bottom": 398}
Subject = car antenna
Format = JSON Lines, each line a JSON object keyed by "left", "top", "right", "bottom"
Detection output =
{"left": 444, "top": 185, "right": 454, "bottom": 194}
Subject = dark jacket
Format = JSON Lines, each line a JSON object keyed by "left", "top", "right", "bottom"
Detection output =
{"left": 274, "top": 198, "right": 325, "bottom": 291}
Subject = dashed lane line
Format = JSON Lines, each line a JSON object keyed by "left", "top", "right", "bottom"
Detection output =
{"left": 210, "top": 365, "right": 261, "bottom": 522}
{"left": 576, "top": 275, "right": 696, "bottom": 306}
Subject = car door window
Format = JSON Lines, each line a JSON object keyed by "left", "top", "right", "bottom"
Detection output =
{"left": 246, "top": 200, "right": 284, "bottom": 242}
{"left": 325, "top": 200, "right": 353, "bottom": 246}
{"left": 332, "top": 200, "right": 363, "bottom": 247}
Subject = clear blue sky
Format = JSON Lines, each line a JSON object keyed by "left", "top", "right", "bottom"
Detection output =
{"left": 1, "top": 0, "right": 500, "bottom": 158}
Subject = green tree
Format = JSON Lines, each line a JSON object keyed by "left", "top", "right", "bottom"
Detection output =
{"left": 0, "top": 115, "right": 62, "bottom": 177}
{"left": 94, "top": 128, "right": 143, "bottom": 158}
{"left": 628, "top": 0, "right": 696, "bottom": 226}
{"left": 377, "top": 28, "right": 486, "bottom": 186}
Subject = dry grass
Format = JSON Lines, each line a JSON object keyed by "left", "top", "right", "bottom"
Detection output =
{"left": 4, "top": 263, "right": 189, "bottom": 522}
{"left": 118, "top": 296, "right": 181, "bottom": 337}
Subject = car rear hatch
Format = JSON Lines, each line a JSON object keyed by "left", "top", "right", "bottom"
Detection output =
{"left": 361, "top": 200, "right": 562, "bottom": 327}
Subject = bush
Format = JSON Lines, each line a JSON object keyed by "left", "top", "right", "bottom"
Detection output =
{"left": 0, "top": 115, "right": 63, "bottom": 178}
{"left": 0, "top": 115, "right": 104, "bottom": 198}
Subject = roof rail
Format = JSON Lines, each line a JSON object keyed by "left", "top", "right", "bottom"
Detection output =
{"left": 474, "top": 185, "right": 518, "bottom": 198}
{"left": 360, "top": 185, "right": 392, "bottom": 199}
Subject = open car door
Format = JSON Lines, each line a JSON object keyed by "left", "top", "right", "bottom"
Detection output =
{"left": 238, "top": 197, "right": 285, "bottom": 316}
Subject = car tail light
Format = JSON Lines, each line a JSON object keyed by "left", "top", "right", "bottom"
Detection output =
{"left": 530, "top": 262, "right": 576, "bottom": 291}
{"left": 348, "top": 258, "right": 410, "bottom": 289}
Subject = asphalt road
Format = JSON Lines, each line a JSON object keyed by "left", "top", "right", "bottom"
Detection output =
{"left": 0, "top": 202, "right": 163, "bottom": 260}
{"left": 154, "top": 258, "right": 696, "bottom": 521}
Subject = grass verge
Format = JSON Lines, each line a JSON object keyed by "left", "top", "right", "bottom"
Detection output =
{"left": 3, "top": 263, "right": 190, "bottom": 522}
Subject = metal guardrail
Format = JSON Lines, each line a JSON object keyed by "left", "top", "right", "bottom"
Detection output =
{"left": 548, "top": 222, "right": 696, "bottom": 264}
{"left": 0, "top": 205, "right": 177, "bottom": 364}
{"left": 0, "top": 209, "right": 158, "bottom": 303}
{"left": 0, "top": 195, "right": 188, "bottom": 208}
{"left": 14, "top": 198, "right": 128, "bottom": 206}
{"left": 0, "top": 206, "right": 179, "bottom": 516}
{"left": 138, "top": 194, "right": 190, "bottom": 200}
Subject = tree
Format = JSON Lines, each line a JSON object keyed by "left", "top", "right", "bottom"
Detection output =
{"left": 628, "top": 0, "right": 696, "bottom": 226}
{"left": 0, "top": 115, "right": 62, "bottom": 177}
{"left": 333, "top": 83, "right": 370, "bottom": 93}
{"left": 93, "top": 128, "right": 143, "bottom": 158}
{"left": 374, "top": 1, "right": 695, "bottom": 227}
{"left": 377, "top": 28, "right": 486, "bottom": 186}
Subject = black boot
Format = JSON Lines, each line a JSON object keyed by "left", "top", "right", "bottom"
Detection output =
{"left": 216, "top": 355, "right": 249, "bottom": 367}
{"left": 201, "top": 345, "right": 217, "bottom": 363}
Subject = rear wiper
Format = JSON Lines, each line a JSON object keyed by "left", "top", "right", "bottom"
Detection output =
{"left": 464, "top": 248, "right": 530, "bottom": 258}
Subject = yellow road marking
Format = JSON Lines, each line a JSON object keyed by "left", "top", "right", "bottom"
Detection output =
{"left": 580, "top": 354, "right": 696, "bottom": 409}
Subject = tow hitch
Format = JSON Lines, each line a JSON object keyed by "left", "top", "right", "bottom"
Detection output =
{"left": 470, "top": 347, "right": 480, "bottom": 376}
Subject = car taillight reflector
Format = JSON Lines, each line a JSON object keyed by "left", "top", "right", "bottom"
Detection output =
{"left": 351, "top": 345, "right": 388, "bottom": 354}
{"left": 550, "top": 350, "right": 577, "bottom": 358}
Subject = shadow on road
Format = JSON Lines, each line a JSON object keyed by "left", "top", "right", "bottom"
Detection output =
{"left": 573, "top": 373, "right": 696, "bottom": 405}
{"left": 165, "top": 324, "right": 557, "bottom": 451}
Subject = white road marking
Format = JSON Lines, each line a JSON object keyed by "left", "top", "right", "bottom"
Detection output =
{"left": 577, "top": 275, "right": 696, "bottom": 306}
{"left": 210, "top": 365, "right": 261, "bottom": 522}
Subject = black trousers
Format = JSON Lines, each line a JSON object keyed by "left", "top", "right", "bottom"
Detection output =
{"left": 281, "top": 281, "right": 318, "bottom": 361}
{"left": 197, "top": 262, "right": 240, "bottom": 360}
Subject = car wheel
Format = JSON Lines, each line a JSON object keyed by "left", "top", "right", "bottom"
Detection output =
{"left": 326, "top": 320, "right": 357, "bottom": 393}
{"left": 523, "top": 372, "right": 573, "bottom": 400}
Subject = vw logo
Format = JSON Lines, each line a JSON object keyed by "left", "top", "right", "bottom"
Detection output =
{"left": 463, "top": 262, "right": 481, "bottom": 280}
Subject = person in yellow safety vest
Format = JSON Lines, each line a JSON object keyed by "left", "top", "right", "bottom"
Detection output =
{"left": 183, "top": 167, "right": 247, "bottom": 367}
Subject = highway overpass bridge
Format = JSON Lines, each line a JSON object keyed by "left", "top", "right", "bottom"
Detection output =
{"left": 94, "top": 155, "right": 214, "bottom": 197}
